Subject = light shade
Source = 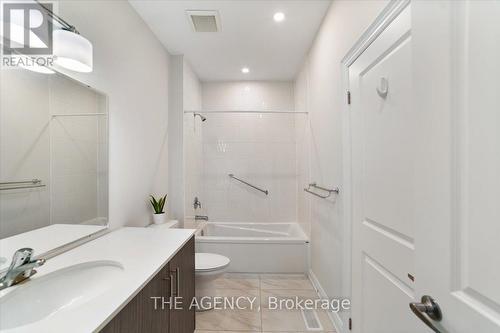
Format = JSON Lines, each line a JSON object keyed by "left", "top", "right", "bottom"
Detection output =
{"left": 53, "top": 29, "right": 93, "bottom": 73}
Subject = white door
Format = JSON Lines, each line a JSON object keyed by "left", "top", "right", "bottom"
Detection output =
{"left": 413, "top": 1, "right": 500, "bottom": 332}
{"left": 349, "top": 3, "right": 422, "bottom": 332}
{"left": 350, "top": 1, "right": 500, "bottom": 332}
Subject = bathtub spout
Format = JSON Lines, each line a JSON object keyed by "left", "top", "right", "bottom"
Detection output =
{"left": 195, "top": 215, "right": 209, "bottom": 222}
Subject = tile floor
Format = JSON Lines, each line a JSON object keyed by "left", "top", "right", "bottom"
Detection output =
{"left": 195, "top": 273, "right": 337, "bottom": 333}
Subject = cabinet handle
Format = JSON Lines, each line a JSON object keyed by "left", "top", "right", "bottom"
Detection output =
{"left": 170, "top": 267, "right": 180, "bottom": 297}
{"left": 169, "top": 274, "right": 174, "bottom": 297}
{"left": 162, "top": 276, "right": 174, "bottom": 297}
{"left": 175, "top": 267, "right": 180, "bottom": 297}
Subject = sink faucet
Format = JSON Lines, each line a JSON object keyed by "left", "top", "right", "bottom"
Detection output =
{"left": 0, "top": 248, "right": 46, "bottom": 290}
{"left": 195, "top": 215, "right": 209, "bottom": 222}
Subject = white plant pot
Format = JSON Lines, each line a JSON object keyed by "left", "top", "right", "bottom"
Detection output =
{"left": 153, "top": 213, "right": 167, "bottom": 225}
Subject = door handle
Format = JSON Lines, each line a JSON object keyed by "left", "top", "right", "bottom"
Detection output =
{"left": 409, "top": 295, "right": 443, "bottom": 333}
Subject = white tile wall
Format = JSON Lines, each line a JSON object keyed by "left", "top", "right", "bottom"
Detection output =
{"left": 0, "top": 70, "right": 51, "bottom": 238}
{"left": 49, "top": 75, "right": 108, "bottom": 226}
{"left": 183, "top": 81, "right": 306, "bottom": 223}
{"left": 1, "top": 69, "right": 108, "bottom": 238}
{"left": 198, "top": 112, "right": 306, "bottom": 223}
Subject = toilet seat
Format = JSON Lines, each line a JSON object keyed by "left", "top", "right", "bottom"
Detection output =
{"left": 195, "top": 253, "right": 230, "bottom": 272}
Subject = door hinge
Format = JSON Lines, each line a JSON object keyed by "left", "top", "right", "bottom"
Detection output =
{"left": 349, "top": 317, "right": 352, "bottom": 330}
{"left": 347, "top": 90, "right": 351, "bottom": 105}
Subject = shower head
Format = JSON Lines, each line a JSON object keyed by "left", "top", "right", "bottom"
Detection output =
{"left": 194, "top": 113, "right": 207, "bottom": 122}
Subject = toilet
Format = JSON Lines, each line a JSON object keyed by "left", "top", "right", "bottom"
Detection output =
{"left": 195, "top": 253, "right": 230, "bottom": 310}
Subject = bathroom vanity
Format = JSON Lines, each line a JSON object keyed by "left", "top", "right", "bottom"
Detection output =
{"left": 0, "top": 227, "right": 196, "bottom": 333}
{"left": 101, "top": 232, "right": 195, "bottom": 333}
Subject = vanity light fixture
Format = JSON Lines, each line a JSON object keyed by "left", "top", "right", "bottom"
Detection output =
{"left": 35, "top": 1, "right": 94, "bottom": 73}
{"left": 273, "top": 12, "right": 285, "bottom": 22}
{"left": 1, "top": 2, "right": 92, "bottom": 73}
{"left": 241, "top": 67, "right": 250, "bottom": 74}
{"left": 53, "top": 29, "right": 93, "bottom": 73}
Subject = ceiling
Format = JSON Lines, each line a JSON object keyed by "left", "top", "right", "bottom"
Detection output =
{"left": 129, "top": 0, "right": 331, "bottom": 81}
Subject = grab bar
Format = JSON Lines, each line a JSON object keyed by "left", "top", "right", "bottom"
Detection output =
{"left": 304, "top": 182, "right": 339, "bottom": 199}
{"left": 228, "top": 174, "right": 269, "bottom": 195}
{"left": 0, "top": 179, "right": 46, "bottom": 191}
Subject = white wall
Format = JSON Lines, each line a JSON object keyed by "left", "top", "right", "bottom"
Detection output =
{"left": 183, "top": 61, "right": 203, "bottom": 219}
{"left": 168, "top": 56, "right": 184, "bottom": 222}
{"left": 202, "top": 81, "right": 294, "bottom": 111}
{"left": 294, "top": 0, "right": 388, "bottom": 330}
{"left": 168, "top": 56, "right": 202, "bottom": 224}
{"left": 56, "top": 0, "right": 170, "bottom": 228}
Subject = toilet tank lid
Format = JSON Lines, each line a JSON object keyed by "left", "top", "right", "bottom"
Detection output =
{"left": 195, "top": 253, "right": 230, "bottom": 271}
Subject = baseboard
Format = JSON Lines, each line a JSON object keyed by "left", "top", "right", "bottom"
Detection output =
{"left": 308, "top": 269, "right": 345, "bottom": 333}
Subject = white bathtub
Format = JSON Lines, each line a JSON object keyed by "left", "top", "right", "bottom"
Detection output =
{"left": 195, "top": 222, "right": 309, "bottom": 273}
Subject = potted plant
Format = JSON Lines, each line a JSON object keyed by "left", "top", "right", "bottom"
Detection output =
{"left": 150, "top": 194, "right": 167, "bottom": 224}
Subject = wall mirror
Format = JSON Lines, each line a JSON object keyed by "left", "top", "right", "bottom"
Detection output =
{"left": 0, "top": 68, "right": 108, "bottom": 267}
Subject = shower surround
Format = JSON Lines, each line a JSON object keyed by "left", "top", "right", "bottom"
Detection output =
{"left": 183, "top": 81, "right": 310, "bottom": 273}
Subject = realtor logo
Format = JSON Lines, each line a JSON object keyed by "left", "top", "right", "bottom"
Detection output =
{"left": 2, "top": 2, "right": 53, "bottom": 55}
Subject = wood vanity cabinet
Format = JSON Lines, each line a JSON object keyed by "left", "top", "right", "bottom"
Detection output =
{"left": 101, "top": 237, "right": 195, "bottom": 333}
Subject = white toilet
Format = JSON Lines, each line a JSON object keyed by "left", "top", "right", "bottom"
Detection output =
{"left": 195, "top": 253, "right": 230, "bottom": 310}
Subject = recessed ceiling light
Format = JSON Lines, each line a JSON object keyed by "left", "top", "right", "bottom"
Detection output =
{"left": 273, "top": 12, "right": 285, "bottom": 22}
{"left": 241, "top": 67, "right": 250, "bottom": 74}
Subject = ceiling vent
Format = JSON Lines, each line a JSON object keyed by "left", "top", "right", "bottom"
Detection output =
{"left": 186, "top": 10, "right": 221, "bottom": 32}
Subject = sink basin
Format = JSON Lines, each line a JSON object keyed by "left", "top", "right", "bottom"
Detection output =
{"left": 0, "top": 260, "right": 124, "bottom": 330}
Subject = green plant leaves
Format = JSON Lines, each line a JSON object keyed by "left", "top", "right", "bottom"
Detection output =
{"left": 150, "top": 194, "right": 167, "bottom": 214}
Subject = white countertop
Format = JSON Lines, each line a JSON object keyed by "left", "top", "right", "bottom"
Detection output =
{"left": 0, "top": 227, "right": 196, "bottom": 333}
{"left": 0, "top": 224, "right": 107, "bottom": 271}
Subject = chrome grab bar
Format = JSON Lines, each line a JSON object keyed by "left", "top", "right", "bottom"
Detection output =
{"left": 304, "top": 182, "right": 339, "bottom": 199}
{"left": 228, "top": 174, "right": 269, "bottom": 195}
{"left": 0, "top": 179, "right": 46, "bottom": 191}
